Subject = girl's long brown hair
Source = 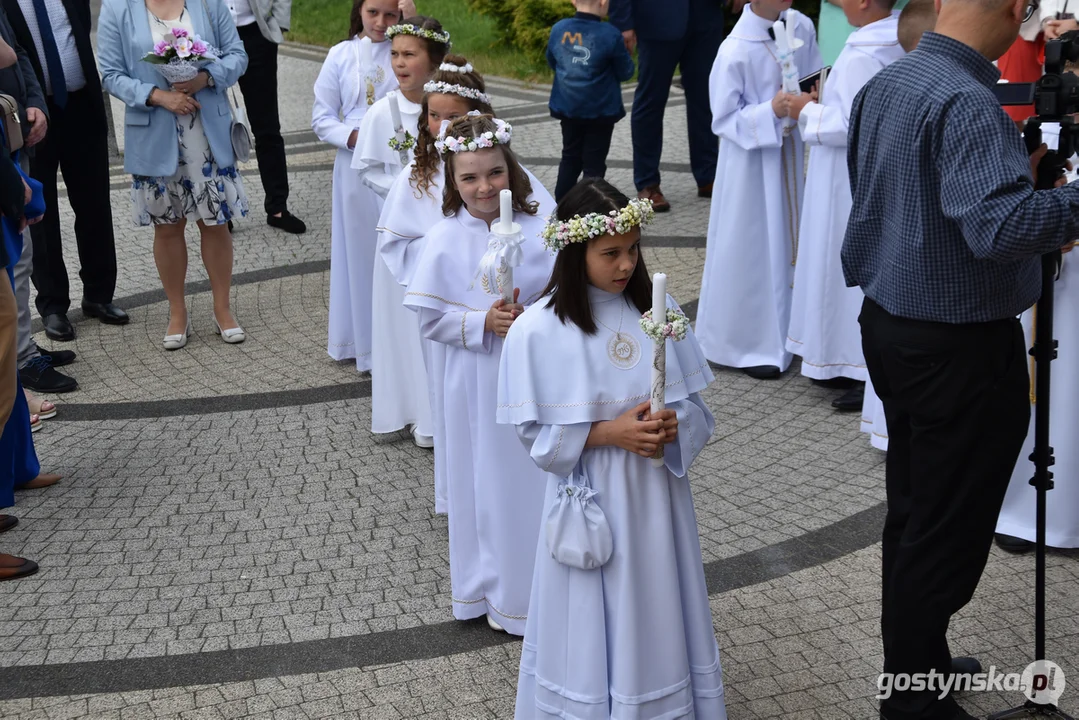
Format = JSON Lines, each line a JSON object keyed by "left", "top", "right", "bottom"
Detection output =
{"left": 410, "top": 55, "right": 494, "bottom": 198}
{"left": 440, "top": 114, "right": 538, "bottom": 218}
{"left": 540, "top": 179, "right": 652, "bottom": 335}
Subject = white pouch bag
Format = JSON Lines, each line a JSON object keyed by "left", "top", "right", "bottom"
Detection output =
{"left": 545, "top": 461, "right": 613, "bottom": 570}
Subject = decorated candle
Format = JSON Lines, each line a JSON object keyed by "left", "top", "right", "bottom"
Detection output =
{"left": 387, "top": 91, "right": 403, "bottom": 132}
{"left": 650, "top": 273, "right": 667, "bottom": 466}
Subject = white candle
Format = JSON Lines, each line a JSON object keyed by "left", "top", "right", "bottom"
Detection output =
{"left": 652, "top": 273, "right": 666, "bottom": 326}
{"left": 499, "top": 189, "right": 513, "bottom": 234}
{"left": 650, "top": 273, "right": 667, "bottom": 467}
{"left": 359, "top": 37, "right": 372, "bottom": 70}
{"left": 387, "top": 91, "right": 403, "bottom": 133}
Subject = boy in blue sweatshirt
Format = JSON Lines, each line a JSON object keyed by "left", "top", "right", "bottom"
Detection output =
{"left": 547, "top": 0, "right": 636, "bottom": 200}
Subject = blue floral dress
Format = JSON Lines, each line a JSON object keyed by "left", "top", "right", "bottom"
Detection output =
{"left": 131, "top": 8, "right": 248, "bottom": 226}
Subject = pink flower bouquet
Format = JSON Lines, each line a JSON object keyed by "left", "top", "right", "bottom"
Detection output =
{"left": 141, "top": 28, "right": 216, "bottom": 84}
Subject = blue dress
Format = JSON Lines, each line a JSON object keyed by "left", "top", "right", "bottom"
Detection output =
{"left": 0, "top": 166, "right": 42, "bottom": 509}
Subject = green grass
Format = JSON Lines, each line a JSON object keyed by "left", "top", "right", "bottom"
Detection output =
{"left": 289, "top": 0, "right": 554, "bottom": 81}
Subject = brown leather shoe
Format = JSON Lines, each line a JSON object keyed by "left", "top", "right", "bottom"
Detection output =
{"left": 0, "top": 554, "right": 39, "bottom": 581}
{"left": 698, "top": 183, "right": 713, "bottom": 198}
{"left": 0, "top": 515, "right": 17, "bottom": 533}
{"left": 637, "top": 186, "right": 671, "bottom": 212}
{"left": 15, "top": 473, "right": 61, "bottom": 490}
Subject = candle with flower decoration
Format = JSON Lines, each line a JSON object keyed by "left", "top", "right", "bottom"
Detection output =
{"left": 650, "top": 273, "right": 667, "bottom": 466}
{"left": 386, "top": 91, "right": 409, "bottom": 165}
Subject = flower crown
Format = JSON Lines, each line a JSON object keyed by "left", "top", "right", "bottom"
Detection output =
{"left": 435, "top": 117, "right": 513, "bottom": 155}
{"left": 540, "top": 199, "right": 656, "bottom": 252}
{"left": 422, "top": 80, "right": 491, "bottom": 105}
{"left": 439, "top": 61, "right": 473, "bottom": 73}
{"left": 386, "top": 24, "right": 451, "bottom": 45}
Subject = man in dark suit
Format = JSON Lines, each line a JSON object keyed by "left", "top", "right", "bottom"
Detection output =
{"left": 609, "top": 0, "right": 728, "bottom": 212}
{"left": 2, "top": 0, "right": 126, "bottom": 359}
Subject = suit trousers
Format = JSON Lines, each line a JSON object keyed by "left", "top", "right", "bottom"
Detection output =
{"left": 631, "top": 27, "right": 720, "bottom": 191}
{"left": 859, "top": 298, "right": 1030, "bottom": 719}
{"left": 28, "top": 88, "right": 117, "bottom": 318}
{"left": 237, "top": 23, "right": 289, "bottom": 216}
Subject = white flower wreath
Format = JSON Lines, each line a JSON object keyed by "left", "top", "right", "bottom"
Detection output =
{"left": 434, "top": 118, "right": 512, "bottom": 155}
{"left": 639, "top": 307, "right": 690, "bottom": 342}
{"left": 439, "top": 61, "right": 473, "bottom": 73}
{"left": 386, "top": 24, "right": 451, "bottom": 45}
{"left": 540, "top": 199, "right": 656, "bottom": 252}
{"left": 422, "top": 80, "right": 491, "bottom": 105}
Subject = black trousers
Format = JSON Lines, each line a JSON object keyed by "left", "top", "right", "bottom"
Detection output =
{"left": 859, "top": 298, "right": 1030, "bottom": 719}
{"left": 555, "top": 119, "right": 615, "bottom": 201}
{"left": 29, "top": 88, "right": 117, "bottom": 317}
{"left": 236, "top": 23, "right": 289, "bottom": 215}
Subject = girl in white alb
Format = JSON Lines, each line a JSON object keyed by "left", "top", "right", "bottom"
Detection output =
{"left": 378, "top": 61, "right": 553, "bottom": 513}
{"left": 311, "top": 0, "right": 400, "bottom": 371}
{"left": 500, "top": 179, "right": 726, "bottom": 719}
{"left": 351, "top": 17, "right": 449, "bottom": 447}
{"left": 403, "top": 114, "right": 555, "bottom": 634}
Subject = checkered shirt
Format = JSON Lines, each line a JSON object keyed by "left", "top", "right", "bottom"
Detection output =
{"left": 841, "top": 32, "right": 1079, "bottom": 323}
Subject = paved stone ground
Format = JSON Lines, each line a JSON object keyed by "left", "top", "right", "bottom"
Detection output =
{"left": 0, "top": 36, "right": 1075, "bottom": 720}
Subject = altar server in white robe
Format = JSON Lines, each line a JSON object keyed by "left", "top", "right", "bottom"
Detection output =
{"left": 404, "top": 114, "right": 555, "bottom": 633}
{"left": 312, "top": 0, "right": 400, "bottom": 371}
{"left": 501, "top": 179, "right": 726, "bottom": 719}
{"left": 352, "top": 18, "right": 449, "bottom": 447}
{"left": 786, "top": 2, "right": 903, "bottom": 408}
{"left": 996, "top": 126, "right": 1079, "bottom": 553}
{"left": 696, "top": 0, "right": 821, "bottom": 379}
{"left": 379, "top": 63, "right": 553, "bottom": 513}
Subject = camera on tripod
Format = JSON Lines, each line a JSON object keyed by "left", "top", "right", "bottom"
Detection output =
{"left": 993, "top": 31, "right": 1079, "bottom": 186}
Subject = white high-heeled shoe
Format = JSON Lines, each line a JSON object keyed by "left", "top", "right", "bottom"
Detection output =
{"left": 163, "top": 320, "right": 190, "bottom": 351}
{"left": 213, "top": 318, "right": 246, "bottom": 344}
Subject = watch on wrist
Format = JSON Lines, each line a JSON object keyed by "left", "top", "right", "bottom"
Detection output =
{"left": 201, "top": 69, "right": 215, "bottom": 88}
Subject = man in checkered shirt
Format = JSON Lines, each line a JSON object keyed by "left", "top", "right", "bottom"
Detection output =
{"left": 842, "top": 0, "right": 1079, "bottom": 717}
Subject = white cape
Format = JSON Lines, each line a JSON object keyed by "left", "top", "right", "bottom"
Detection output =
{"left": 695, "top": 8, "right": 821, "bottom": 371}
{"left": 403, "top": 205, "right": 555, "bottom": 634}
{"left": 787, "top": 14, "right": 903, "bottom": 381}
{"left": 499, "top": 286, "right": 726, "bottom": 719}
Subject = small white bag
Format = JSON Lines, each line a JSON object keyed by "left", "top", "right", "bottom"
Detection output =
{"left": 545, "top": 462, "right": 613, "bottom": 570}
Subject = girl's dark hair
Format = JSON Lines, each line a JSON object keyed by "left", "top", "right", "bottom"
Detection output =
{"left": 348, "top": 0, "right": 401, "bottom": 40}
{"left": 411, "top": 55, "right": 494, "bottom": 198}
{"left": 394, "top": 16, "right": 449, "bottom": 70}
{"left": 440, "top": 114, "right": 537, "bottom": 218}
{"left": 540, "top": 179, "right": 652, "bottom": 335}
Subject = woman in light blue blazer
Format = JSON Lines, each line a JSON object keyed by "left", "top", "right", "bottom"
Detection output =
{"left": 98, "top": 0, "right": 249, "bottom": 350}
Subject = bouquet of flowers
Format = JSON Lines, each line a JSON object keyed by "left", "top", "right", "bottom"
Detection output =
{"left": 142, "top": 28, "right": 215, "bottom": 84}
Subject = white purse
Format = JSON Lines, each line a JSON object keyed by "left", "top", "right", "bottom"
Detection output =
{"left": 544, "top": 461, "right": 613, "bottom": 571}
{"left": 229, "top": 88, "right": 252, "bottom": 163}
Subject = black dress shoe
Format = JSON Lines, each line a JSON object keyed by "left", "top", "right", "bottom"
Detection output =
{"left": 19, "top": 357, "right": 78, "bottom": 393}
{"left": 0, "top": 515, "right": 17, "bottom": 533}
{"left": 994, "top": 532, "right": 1035, "bottom": 554}
{"left": 268, "top": 210, "right": 306, "bottom": 234}
{"left": 82, "top": 302, "right": 129, "bottom": 325}
{"left": 813, "top": 376, "right": 859, "bottom": 389}
{"left": 42, "top": 313, "right": 74, "bottom": 341}
{"left": 39, "top": 349, "right": 75, "bottom": 367}
{"left": 743, "top": 365, "right": 781, "bottom": 379}
{"left": 832, "top": 385, "right": 866, "bottom": 412}
{"left": 951, "top": 656, "right": 983, "bottom": 676}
